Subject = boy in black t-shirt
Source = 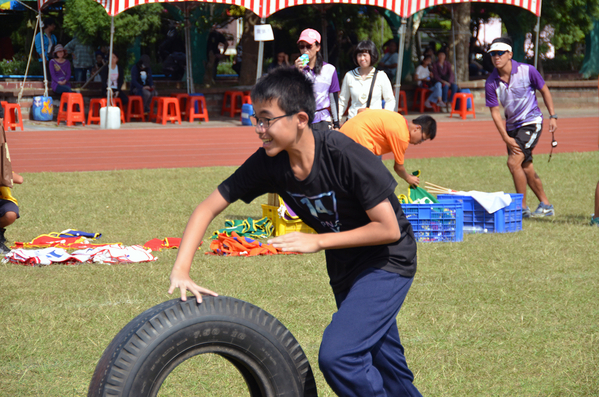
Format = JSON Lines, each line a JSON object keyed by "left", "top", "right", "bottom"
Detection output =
{"left": 168, "top": 68, "right": 421, "bottom": 397}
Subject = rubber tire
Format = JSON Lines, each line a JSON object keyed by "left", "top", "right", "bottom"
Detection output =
{"left": 88, "top": 296, "right": 318, "bottom": 397}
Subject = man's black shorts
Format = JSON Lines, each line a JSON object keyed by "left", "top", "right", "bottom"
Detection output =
{"left": 0, "top": 200, "right": 19, "bottom": 219}
{"left": 507, "top": 123, "right": 542, "bottom": 164}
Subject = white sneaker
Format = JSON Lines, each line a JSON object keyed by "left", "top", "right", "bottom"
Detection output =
{"left": 424, "top": 99, "right": 432, "bottom": 109}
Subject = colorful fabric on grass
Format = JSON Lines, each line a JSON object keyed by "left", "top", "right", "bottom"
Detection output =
{"left": 207, "top": 232, "right": 298, "bottom": 257}
{"left": 3, "top": 245, "right": 156, "bottom": 266}
{"left": 143, "top": 237, "right": 198, "bottom": 252}
{"left": 13, "top": 229, "right": 104, "bottom": 249}
{"left": 211, "top": 217, "right": 274, "bottom": 239}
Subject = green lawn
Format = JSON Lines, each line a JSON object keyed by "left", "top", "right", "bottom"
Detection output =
{"left": 1, "top": 151, "right": 597, "bottom": 396}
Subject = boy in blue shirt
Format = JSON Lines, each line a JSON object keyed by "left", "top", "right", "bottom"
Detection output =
{"left": 168, "top": 67, "right": 421, "bottom": 397}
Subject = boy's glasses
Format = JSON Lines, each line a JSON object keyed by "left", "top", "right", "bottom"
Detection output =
{"left": 251, "top": 113, "right": 296, "bottom": 130}
{"left": 298, "top": 44, "right": 313, "bottom": 50}
{"left": 489, "top": 51, "right": 507, "bottom": 57}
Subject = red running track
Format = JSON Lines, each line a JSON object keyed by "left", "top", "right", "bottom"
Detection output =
{"left": 9, "top": 117, "right": 598, "bottom": 173}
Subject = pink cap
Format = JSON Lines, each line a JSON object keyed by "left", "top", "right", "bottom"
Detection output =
{"left": 297, "top": 29, "right": 321, "bottom": 45}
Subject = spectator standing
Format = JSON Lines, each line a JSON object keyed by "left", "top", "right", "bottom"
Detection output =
{"left": 378, "top": 39, "right": 399, "bottom": 84}
{"left": 338, "top": 40, "right": 395, "bottom": 121}
{"left": 0, "top": 172, "right": 23, "bottom": 254}
{"left": 485, "top": 37, "right": 557, "bottom": 217}
{"left": 100, "top": 53, "right": 128, "bottom": 107}
{"left": 34, "top": 17, "right": 57, "bottom": 81}
{"left": 205, "top": 27, "right": 228, "bottom": 83}
{"left": 64, "top": 36, "right": 94, "bottom": 82}
{"left": 49, "top": 45, "right": 72, "bottom": 95}
{"left": 430, "top": 51, "right": 458, "bottom": 110}
{"left": 131, "top": 54, "right": 157, "bottom": 113}
{"left": 232, "top": 43, "right": 243, "bottom": 75}
{"left": 294, "top": 28, "right": 340, "bottom": 129}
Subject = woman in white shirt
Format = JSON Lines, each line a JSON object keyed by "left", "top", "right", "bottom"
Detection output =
{"left": 338, "top": 40, "right": 395, "bottom": 121}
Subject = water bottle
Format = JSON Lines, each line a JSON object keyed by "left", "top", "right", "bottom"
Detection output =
{"left": 86, "top": 69, "right": 91, "bottom": 81}
{"left": 299, "top": 54, "right": 309, "bottom": 67}
{"left": 463, "top": 225, "right": 487, "bottom": 234}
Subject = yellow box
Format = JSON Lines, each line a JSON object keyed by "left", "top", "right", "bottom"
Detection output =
{"left": 261, "top": 204, "right": 317, "bottom": 236}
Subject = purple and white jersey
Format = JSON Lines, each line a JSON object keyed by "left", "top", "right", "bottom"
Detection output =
{"left": 302, "top": 62, "right": 340, "bottom": 124}
{"left": 485, "top": 60, "right": 545, "bottom": 131}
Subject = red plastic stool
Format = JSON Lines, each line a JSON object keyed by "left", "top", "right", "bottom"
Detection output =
{"left": 126, "top": 95, "right": 145, "bottom": 122}
{"left": 1, "top": 101, "right": 24, "bottom": 131}
{"left": 111, "top": 97, "right": 126, "bottom": 123}
{"left": 397, "top": 90, "right": 408, "bottom": 115}
{"left": 156, "top": 97, "right": 182, "bottom": 125}
{"left": 87, "top": 98, "right": 107, "bottom": 125}
{"left": 148, "top": 97, "right": 161, "bottom": 122}
{"left": 57, "top": 93, "right": 86, "bottom": 126}
{"left": 188, "top": 95, "right": 209, "bottom": 122}
{"left": 171, "top": 93, "right": 190, "bottom": 119}
{"left": 242, "top": 91, "right": 252, "bottom": 105}
{"left": 450, "top": 93, "right": 476, "bottom": 120}
{"left": 412, "top": 87, "right": 439, "bottom": 113}
{"left": 221, "top": 91, "right": 244, "bottom": 117}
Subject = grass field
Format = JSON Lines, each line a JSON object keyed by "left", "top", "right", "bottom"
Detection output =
{"left": 1, "top": 151, "right": 598, "bottom": 396}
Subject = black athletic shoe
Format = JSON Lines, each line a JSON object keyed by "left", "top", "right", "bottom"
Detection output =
{"left": 0, "top": 241, "right": 10, "bottom": 254}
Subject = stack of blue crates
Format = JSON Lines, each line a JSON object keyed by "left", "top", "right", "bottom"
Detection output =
{"left": 437, "top": 193, "right": 523, "bottom": 233}
{"left": 402, "top": 201, "right": 463, "bottom": 243}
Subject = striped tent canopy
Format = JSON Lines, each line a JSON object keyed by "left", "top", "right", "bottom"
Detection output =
{"left": 37, "top": 0, "right": 542, "bottom": 18}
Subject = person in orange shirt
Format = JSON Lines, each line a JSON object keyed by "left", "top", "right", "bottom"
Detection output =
{"left": 340, "top": 109, "right": 436, "bottom": 186}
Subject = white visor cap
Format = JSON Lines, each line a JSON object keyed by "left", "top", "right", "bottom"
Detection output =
{"left": 488, "top": 42, "right": 512, "bottom": 53}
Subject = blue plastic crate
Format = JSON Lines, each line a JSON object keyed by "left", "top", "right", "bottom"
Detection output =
{"left": 402, "top": 201, "right": 463, "bottom": 243}
{"left": 437, "top": 193, "right": 523, "bottom": 233}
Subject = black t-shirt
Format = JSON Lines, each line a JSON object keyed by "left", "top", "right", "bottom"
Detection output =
{"left": 218, "top": 128, "right": 417, "bottom": 294}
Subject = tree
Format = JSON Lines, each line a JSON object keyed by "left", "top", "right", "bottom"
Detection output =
{"left": 541, "top": 0, "right": 599, "bottom": 52}
{"left": 452, "top": 3, "right": 470, "bottom": 82}
{"left": 62, "top": 0, "right": 163, "bottom": 54}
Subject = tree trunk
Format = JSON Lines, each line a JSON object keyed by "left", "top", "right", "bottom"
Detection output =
{"left": 238, "top": 9, "right": 260, "bottom": 86}
{"left": 452, "top": 3, "right": 470, "bottom": 82}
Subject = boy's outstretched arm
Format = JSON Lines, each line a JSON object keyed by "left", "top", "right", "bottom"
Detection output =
{"left": 169, "top": 189, "right": 230, "bottom": 303}
{"left": 268, "top": 198, "right": 400, "bottom": 253}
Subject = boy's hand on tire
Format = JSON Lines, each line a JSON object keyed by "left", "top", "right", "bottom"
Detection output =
{"left": 169, "top": 269, "right": 218, "bottom": 303}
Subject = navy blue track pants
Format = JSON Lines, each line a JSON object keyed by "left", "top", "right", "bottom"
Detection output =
{"left": 318, "top": 268, "right": 422, "bottom": 397}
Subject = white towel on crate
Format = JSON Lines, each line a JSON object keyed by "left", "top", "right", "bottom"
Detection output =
{"left": 453, "top": 191, "right": 512, "bottom": 213}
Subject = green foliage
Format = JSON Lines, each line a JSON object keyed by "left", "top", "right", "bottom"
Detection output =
{"left": 62, "top": 0, "right": 163, "bottom": 53}
{"left": 0, "top": 56, "right": 28, "bottom": 75}
{"left": 541, "top": 0, "right": 599, "bottom": 52}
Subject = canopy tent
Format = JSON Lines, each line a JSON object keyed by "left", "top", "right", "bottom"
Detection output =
{"left": 38, "top": 0, "right": 542, "bottom": 18}
{"left": 36, "top": 0, "right": 543, "bottom": 111}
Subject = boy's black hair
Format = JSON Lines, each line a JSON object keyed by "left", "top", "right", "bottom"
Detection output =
{"left": 252, "top": 67, "right": 316, "bottom": 125}
{"left": 353, "top": 40, "right": 379, "bottom": 67}
{"left": 436, "top": 50, "right": 446, "bottom": 57}
{"left": 412, "top": 115, "right": 437, "bottom": 140}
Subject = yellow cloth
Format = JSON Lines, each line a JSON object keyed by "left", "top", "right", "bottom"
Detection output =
{"left": 340, "top": 109, "right": 410, "bottom": 165}
{"left": 0, "top": 186, "right": 17, "bottom": 205}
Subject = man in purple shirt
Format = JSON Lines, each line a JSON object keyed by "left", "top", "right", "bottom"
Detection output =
{"left": 485, "top": 37, "right": 558, "bottom": 217}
